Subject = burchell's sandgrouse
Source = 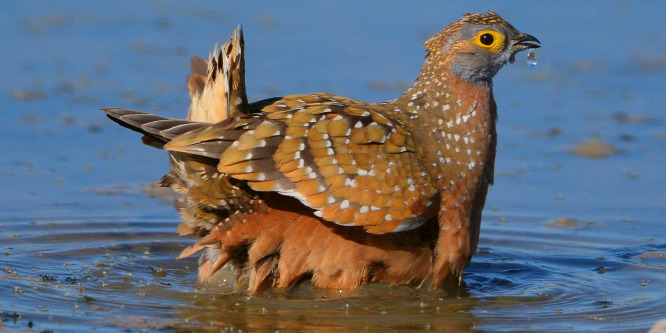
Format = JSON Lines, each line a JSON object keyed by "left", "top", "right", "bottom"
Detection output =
{"left": 103, "top": 11, "right": 540, "bottom": 293}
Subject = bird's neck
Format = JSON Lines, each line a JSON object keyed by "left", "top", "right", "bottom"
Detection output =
{"left": 392, "top": 54, "right": 495, "bottom": 125}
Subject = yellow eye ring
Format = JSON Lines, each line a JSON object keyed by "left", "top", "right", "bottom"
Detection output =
{"left": 473, "top": 30, "right": 505, "bottom": 54}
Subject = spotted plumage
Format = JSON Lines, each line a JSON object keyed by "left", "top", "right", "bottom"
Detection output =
{"left": 103, "top": 11, "right": 540, "bottom": 292}
{"left": 163, "top": 92, "right": 437, "bottom": 234}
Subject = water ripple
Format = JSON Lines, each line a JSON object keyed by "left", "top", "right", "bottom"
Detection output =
{"left": 1, "top": 214, "right": 664, "bottom": 332}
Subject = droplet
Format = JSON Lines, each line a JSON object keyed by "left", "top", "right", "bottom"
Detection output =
{"left": 527, "top": 50, "right": 537, "bottom": 67}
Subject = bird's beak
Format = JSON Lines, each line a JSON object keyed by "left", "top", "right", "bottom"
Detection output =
{"left": 513, "top": 33, "right": 541, "bottom": 49}
{"left": 509, "top": 33, "right": 540, "bottom": 63}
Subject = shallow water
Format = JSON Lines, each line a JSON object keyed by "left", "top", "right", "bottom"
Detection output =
{"left": 2, "top": 214, "right": 664, "bottom": 331}
{"left": 1, "top": 1, "right": 665, "bottom": 332}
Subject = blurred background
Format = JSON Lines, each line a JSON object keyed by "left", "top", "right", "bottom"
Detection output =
{"left": 0, "top": 1, "right": 664, "bottom": 332}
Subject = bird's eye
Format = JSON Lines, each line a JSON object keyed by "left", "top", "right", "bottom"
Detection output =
{"left": 473, "top": 30, "right": 505, "bottom": 54}
{"left": 480, "top": 33, "right": 494, "bottom": 46}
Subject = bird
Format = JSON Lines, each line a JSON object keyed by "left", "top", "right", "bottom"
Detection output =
{"left": 103, "top": 11, "right": 540, "bottom": 293}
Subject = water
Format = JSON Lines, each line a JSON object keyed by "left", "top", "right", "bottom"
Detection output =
{"left": 2, "top": 215, "right": 663, "bottom": 331}
{"left": 1, "top": 1, "right": 665, "bottom": 332}
{"left": 527, "top": 50, "right": 537, "bottom": 67}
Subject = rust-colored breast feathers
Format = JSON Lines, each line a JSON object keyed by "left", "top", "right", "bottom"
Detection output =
{"left": 165, "top": 93, "right": 440, "bottom": 234}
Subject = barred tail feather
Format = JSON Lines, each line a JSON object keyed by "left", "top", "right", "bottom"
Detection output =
{"left": 102, "top": 107, "right": 208, "bottom": 145}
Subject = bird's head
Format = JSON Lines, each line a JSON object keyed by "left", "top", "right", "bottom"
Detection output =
{"left": 425, "top": 11, "right": 540, "bottom": 83}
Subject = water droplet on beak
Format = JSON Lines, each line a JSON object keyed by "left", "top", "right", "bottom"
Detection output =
{"left": 527, "top": 50, "right": 537, "bottom": 67}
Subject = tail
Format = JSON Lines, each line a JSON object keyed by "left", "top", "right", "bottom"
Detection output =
{"left": 103, "top": 26, "right": 248, "bottom": 147}
{"left": 102, "top": 108, "right": 207, "bottom": 147}
{"left": 187, "top": 25, "right": 248, "bottom": 123}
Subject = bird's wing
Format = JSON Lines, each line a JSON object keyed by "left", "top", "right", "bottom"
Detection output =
{"left": 166, "top": 93, "right": 439, "bottom": 234}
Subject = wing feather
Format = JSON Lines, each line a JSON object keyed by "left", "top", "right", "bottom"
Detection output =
{"left": 166, "top": 93, "right": 438, "bottom": 234}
